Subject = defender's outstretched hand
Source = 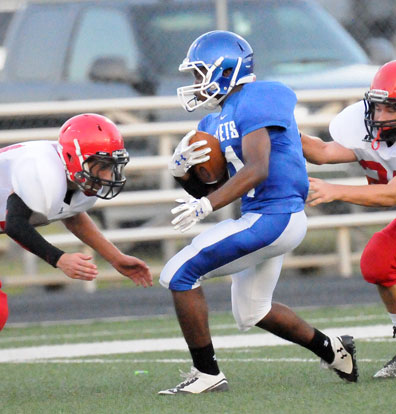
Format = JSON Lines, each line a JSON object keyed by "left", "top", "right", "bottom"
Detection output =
{"left": 171, "top": 197, "right": 213, "bottom": 232}
{"left": 112, "top": 254, "right": 153, "bottom": 287}
{"left": 169, "top": 130, "right": 211, "bottom": 177}
{"left": 56, "top": 252, "right": 98, "bottom": 281}
{"left": 307, "top": 177, "right": 338, "bottom": 206}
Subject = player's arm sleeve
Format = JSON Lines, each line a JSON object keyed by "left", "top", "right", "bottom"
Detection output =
{"left": 174, "top": 169, "right": 227, "bottom": 198}
{"left": 4, "top": 193, "right": 65, "bottom": 267}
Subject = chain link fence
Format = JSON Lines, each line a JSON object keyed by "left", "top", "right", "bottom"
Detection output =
{"left": 318, "top": 0, "right": 396, "bottom": 64}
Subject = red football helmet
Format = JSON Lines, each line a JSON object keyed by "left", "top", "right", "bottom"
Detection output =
{"left": 57, "top": 113, "right": 129, "bottom": 199}
{"left": 364, "top": 60, "right": 396, "bottom": 148}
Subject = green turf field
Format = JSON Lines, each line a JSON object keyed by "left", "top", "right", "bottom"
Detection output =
{"left": 0, "top": 303, "right": 395, "bottom": 414}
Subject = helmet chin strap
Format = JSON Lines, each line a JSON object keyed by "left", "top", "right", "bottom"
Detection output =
{"left": 370, "top": 128, "right": 396, "bottom": 150}
{"left": 371, "top": 134, "right": 381, "bottom": 150}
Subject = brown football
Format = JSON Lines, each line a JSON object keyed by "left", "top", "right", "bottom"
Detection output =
{"left": 189, "top": 130, "right": 227, "bottom": 184}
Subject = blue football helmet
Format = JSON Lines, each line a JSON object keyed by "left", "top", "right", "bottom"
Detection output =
{"left": 177, "top": 30, "right": 255, "bottom": 112}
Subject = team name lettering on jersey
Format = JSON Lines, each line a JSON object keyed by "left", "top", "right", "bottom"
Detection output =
{"left": 216, "top": 121, "right": 239, "bottom": 142}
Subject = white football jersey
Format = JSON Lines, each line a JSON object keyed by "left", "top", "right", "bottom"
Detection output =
{"left": 0, "top": 141, "right": 97, "bottom": 231}
{"left": 330, "top": 100, "right": 396, "bottom": 184}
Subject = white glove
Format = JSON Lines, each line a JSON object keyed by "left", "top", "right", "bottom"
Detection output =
{"left": 171, "top": 196, "right": 213, "bottom": 232}
{"left": 168, "top": 130, "right": 211, "bottom": 177}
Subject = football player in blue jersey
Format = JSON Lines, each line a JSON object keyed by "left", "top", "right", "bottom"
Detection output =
{"left": 158, "top": 31, "right": 358, "bottom": 395}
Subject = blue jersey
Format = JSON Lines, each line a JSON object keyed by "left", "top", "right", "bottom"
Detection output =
{"left": 198, "top": 81, "right": 309, "bottom": 214}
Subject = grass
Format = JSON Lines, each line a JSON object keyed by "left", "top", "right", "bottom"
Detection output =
{"left": 0, "top": 304, "right": 395, "bottom": 413}
{"left": 1, "top": 356, "right": 391, "bottom": 414}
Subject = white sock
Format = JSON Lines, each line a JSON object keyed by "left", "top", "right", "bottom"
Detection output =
{"left": 388, "top": 313, "right": 396, "bottom": 328}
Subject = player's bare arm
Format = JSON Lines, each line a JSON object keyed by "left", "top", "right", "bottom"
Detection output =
{"left": 207, "top": 127, "right": 270, "bottom": 211}
{"left": 62, "top": 212, "right": 152, "bottom": 287}
{"left": 300, "top": 132, "right": 357, "bottom": 164}
{"left": 307, "top": 175, "right": 396, "bottom": 207}
{"left": 56, "top": 253, "right": 98, "bottom": 281}
{"left": 170, "top": 127, "right": 270, "bottom": 232}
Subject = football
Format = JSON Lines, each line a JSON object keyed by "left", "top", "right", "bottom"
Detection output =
{"left": 189, "top": 130, "right": 227, "bottom": 184}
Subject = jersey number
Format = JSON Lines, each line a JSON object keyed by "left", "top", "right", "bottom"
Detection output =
{"left": 224, "top": 145, "right": 255, "bottom": 197}
{"left": 359, "top": 160, "right": 396, "bottom": 184}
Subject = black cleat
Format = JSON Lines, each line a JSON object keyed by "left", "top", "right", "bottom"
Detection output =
{"left": 321, "top": 335, "right": 358, "bottom": 382}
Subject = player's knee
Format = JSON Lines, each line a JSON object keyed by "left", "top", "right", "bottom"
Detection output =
{"left": 360, "top": 232, "right": 396, "bottom": 286}
{"left": 0, "top": 288, "right": 8, "bottom": 331}
{"left": 159, "top": 269, "right": 170, "bottom": 289}
{"left": 233, "top": 301, "right": 272, "bottom": 332}
{"left": 159, "top": 261, "right": 199, "bottom": 291}
{"left": 159, "top": 264, "right": 177, "bottom": 290}
{"left": 159, "top": 275, "right": 194, "bottom": 291}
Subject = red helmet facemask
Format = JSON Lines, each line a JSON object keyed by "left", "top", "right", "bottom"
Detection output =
{"left": 364, "top": 60, "right": 396, "bottom": 150}
{"left": 57, "top": 113, "right": 129, "bottom": 199}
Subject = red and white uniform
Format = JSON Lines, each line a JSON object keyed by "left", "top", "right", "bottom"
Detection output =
{"left": 0, "top": 140, "right": 97, "bottom": 330}
{"left": 330, "top": 101, "right": 396, "bottom": 286}
{"left": 0, "top": 140, "right": 96, "bottom": 232}
{"left": 330, "top": 100, "right": 396, "bottom": 184}
{"left": 0, "top": 280, "right": 7, "bottom": 330}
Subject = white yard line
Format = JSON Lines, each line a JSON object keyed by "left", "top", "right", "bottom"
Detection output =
{"left": 1, "top": 314, "right": 387, "bottom": 343}
{"left": 361, "top": 338, "right": 396, "bottom": 343}
{"left": 0, "top": 329, "right": 166, "bottom": 343}
{"left": 5, "top": 314, "right": 171, "bottom": 328}
{"left": 4, "top": 312, "right": 385, "bottom": 330}
{"left": 9, "top": 357, "right": 387, "bottom": 364}
{"left": 0, "top": 324, "right": 392, "bottom": 363}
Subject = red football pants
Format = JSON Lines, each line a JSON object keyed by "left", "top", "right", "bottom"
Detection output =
{"left": 0, "top": 222, "right": 9, "bottom": 329}
{"left": 360, "top": 219, "right": 396, "bottom": 287}
{"left": 0, "top": 281, "right": 8, "bottom": 330}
